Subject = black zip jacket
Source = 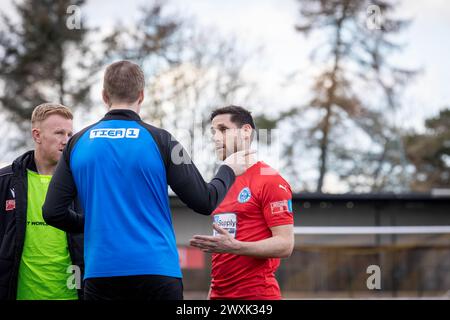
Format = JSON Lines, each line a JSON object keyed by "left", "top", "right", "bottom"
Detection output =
{"left": 0, "top": 151, "right": 84, "bottom": 300}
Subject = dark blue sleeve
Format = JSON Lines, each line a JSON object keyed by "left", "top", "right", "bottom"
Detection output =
{"left": 42, "top": 136, "right": 84, "bottom": 233}
{"left": 141, "top": 123, "right": 235, "bottom": 215}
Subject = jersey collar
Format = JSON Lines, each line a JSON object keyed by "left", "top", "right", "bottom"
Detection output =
{"left": 103, "top": 109, "right": 141, "bottom": 121}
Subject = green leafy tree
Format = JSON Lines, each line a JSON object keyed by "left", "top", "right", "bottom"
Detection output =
{"left": 405, "top": 109, "right": 450, "bottom": 192}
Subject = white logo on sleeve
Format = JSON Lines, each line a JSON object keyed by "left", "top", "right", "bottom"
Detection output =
{"left": 213, "top": 213, "right": 237, "bottom": 238}
{"left": 90, "top": 128, "right": 140, "bottom": 139}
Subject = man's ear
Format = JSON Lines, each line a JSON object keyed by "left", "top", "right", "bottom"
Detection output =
{"left": 102, "top": 89, "right": 110, "bottom": 108}
{"left": 32, "top": 127, "right": 41, "bottom": 144}
{"left": 242, "top": 124, "right": 253, "bottom": 139}
{"left": 137, "top": 90, "right": 144, "bottom": 105}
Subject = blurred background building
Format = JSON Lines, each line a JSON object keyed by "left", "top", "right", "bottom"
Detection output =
{"left": 173, "top": 192, "right": 450, "bottom": 299}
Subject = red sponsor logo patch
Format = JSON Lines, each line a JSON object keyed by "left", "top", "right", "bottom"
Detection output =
{"left": 270, "top": 200, "right": 289, "bottom": 214}
{"left": 5, "top": 200, "right": 15, "bottom": 211}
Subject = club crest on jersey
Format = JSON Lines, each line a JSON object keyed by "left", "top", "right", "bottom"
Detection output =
{"left": 237, "top": 187, "right": 251, "bottom": 203}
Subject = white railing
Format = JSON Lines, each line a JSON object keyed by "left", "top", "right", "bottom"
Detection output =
{"left": 294, "top": 226, "right": 450, "bottom": 235}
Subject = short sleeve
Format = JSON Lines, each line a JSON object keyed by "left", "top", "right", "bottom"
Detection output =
{"left": 260, "top": 175, "right": 294, "bottom": 228}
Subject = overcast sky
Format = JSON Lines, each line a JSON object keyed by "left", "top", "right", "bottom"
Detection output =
{"left": 1, "top": 0, "right": 449, "bottom": 127}
{"left": 80, "top": 0, "right": 450, "bottom": 127}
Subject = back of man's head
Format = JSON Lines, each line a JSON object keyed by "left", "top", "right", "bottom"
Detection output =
{"left": 103, "top": 60, "right": 145, "bottom": 105}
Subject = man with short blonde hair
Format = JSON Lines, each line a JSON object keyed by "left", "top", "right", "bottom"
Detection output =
{"left": 0, "top": 103, "right": 84, "bottom": 300}
{"left": 31, "top": 103, "right": 73, "bottom": 125}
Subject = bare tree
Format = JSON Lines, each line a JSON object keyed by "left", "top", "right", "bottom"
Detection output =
{"left": 144, "top": 26, "right": 258, "bottom": 177}
{"left": 289, "top": 0, "right": 417, "bottom": 192}
{"left": 104, "top": 2, "right": 259, "bottom": 178}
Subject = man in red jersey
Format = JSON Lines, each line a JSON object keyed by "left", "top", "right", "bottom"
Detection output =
{"left": 189, "top": 105, "right": 294, "bottom": 300}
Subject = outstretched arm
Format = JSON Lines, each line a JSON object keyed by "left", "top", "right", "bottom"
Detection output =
{"left": 165, "top": 133, "right": 253, "bottom": 215}
{"left": 190, "top": 223, "right": 294, "bottom": 258}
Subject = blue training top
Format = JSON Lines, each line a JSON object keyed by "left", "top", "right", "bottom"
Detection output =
{"left": 42, "top": 109, "right": 235, "bottom": 280}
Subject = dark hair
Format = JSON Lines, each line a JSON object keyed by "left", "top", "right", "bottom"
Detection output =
{"left": 210, "top": 105, "right": 256, "bottom": 129}
{"left": 103, "top": 60, "right": 145, "bottom": 104}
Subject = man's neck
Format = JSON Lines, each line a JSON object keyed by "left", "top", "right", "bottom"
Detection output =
{"left": 109, "top": 103, "right": 140, "bottom": 114}
{"left": 34, "top": 149, "right": 56, "bottom": 175}
{"left": 234, "top": 150, "right": 257, "bottom": 170}
{"left": 247, "top": 153, "right": 258, "bottom": 168}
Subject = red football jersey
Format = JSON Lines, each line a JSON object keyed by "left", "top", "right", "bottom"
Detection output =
{"left": 210, "top": 161, "right": 294, "bottom": 300}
